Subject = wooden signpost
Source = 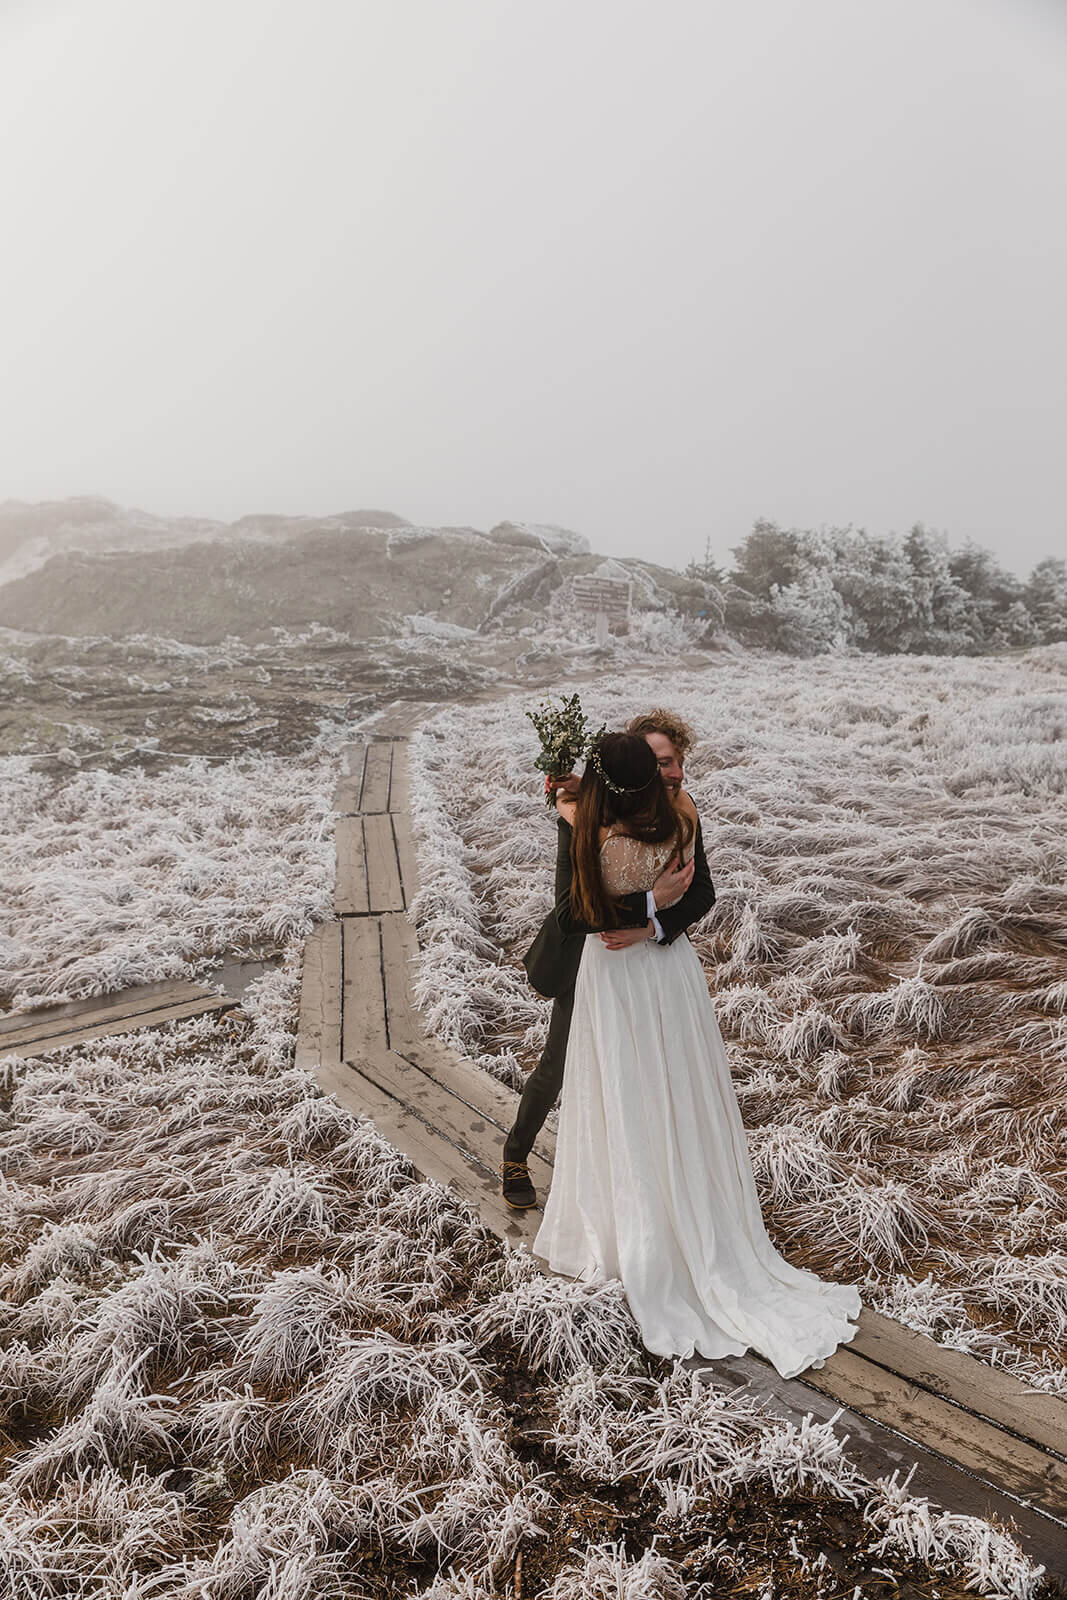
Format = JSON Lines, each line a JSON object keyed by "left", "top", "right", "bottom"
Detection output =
{"left": 571, "top": 575, "right": 631, "bottom": 644}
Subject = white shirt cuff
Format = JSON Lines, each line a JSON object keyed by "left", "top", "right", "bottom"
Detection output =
{"left": 646, "top": 890, "right": 665, "bottom": 942}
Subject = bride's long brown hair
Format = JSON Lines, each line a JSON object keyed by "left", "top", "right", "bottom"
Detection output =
{"left": 570, "top": 732, "right": 693, "bottom": 928}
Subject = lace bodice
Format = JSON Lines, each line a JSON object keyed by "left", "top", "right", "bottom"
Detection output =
{"left": 599, "top": 828, "right": 695, "bottom": 895}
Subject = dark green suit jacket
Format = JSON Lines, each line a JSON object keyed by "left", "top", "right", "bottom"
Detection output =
{"left": 522, "top": 815, "right": 716, "bottom": 999}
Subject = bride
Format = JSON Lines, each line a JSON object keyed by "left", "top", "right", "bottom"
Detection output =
{"left": 532, "top": 730, "right": 862, "bottom": 1379}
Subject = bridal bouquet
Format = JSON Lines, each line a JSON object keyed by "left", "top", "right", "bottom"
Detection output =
{"left": 526, "top": 692, "right": 605, "bottom": 805}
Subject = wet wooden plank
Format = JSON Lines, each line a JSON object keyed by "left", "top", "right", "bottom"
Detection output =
{"left": 0, "top": 981, "right": 211, "bottom": 1047}
{"left": 850, "top": 1309, "right": 1067, "bottom": 1462}
{"left": 800, "top": 1343, "right": 1067, "bottom": 1520}
{"left": 334, "top": 817, "right": 369, "bottom": 916}
{"left": 693, "top": 1349, "right": 1067, "bottom": 1577}
{"left": 295, "top": 923, "right": 342, "bottom": 1072}
{"left": 0, "top": 995, "right": 232, "bottom": 1059}
{"left": 342, "top": 916, "right": 387, "bottom": 1062}
{"left": 317, "top": 1054, "right": 542, "bottom": 1247}
{"left": 360, "top": 742, "right": 393, "bottom": 814}
{"left": 379, "top": 912, "right": 556, "bottom": 1166}
{"left": 364, "top": 813, "right": 404, "bottom": 912}
{"left": 332, "top": 744, "right": 366, "bottom": 814}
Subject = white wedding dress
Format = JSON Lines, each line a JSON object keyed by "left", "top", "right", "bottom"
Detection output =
{"left": 532, "top": 826, "right": 862, "bottom": 1379}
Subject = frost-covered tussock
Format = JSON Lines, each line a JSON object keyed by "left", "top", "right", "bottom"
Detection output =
{"left": 0, "top": 752, "right": 335, "bottom": 1008}
{"left": 0, "top": 983, "right": 1044, "bottom": 1596}
{"left": 408, "top": 651, "right": 1067, "bottom": 1390}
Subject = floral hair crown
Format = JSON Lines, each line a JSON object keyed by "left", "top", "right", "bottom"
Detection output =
{"left": 586, "top": 736, "right": 658, "bottom": 797}
{"left": 526, "top": 692, "right": 655, "bottom": 805}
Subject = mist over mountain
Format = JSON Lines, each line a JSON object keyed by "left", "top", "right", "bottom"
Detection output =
{"left": 0, "top": 498, "right": 713, "bottom": 644}
{"left": 0, "top": 497, "right": 414, "bottom": 589}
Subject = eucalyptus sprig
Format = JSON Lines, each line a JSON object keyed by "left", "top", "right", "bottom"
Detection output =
{"left": 525, "top": 692, "right": 606, "bottom": 805}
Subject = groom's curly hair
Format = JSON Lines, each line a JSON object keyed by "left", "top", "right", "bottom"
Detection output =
{"left": 626, "top": 708, "right": 695, "bottom": 758}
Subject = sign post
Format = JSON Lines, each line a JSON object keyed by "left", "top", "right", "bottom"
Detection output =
{"left": 571, "top": 576, "right": 631, "bottom": 644}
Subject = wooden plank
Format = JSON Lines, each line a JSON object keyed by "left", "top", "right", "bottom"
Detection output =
{"left": 0, "top": 981, "right": 211, "bottom": 1047}
{"left": 315, "top": 1055, "right": 542, "bottom": 1247}
{"left": 693, "top": 1349, "right": 1067, "bottom": 1577}
{"left": 332, "top": 744, "right": 366, "bottom": 814}
{"left": 364, "top": 813, "right": 404, "bottom": 913}
{"left": 799, "top": 1344, "right": 1067, "bottom": 1520}
{"left": 850, "top": 1308, "right": 1067, "bottom": 1462}
{"left": 359, "top": 742, "right": 393, "bottom": 813}
{"left": 355, "top": 1043, "right": 554, "bottom": 1201}
{"left": 391, "top": 813, "right": 418, "bottom": 906}
{"left": 342, "top": 916, "right": 387, "bottom": 1062}
{"left": 370, "top": 702, "right": 403, "bottom": 738}
{"left": 295, "top": 923, "right": 342, "bottom": 1072}
{"left": 387, "top": 739, "right": 412, "bottom": 815}
{"left": 0, "top": 995, "right": 232, "bottom": 1059}
{"left": 334, "top": 817, "right": 369, "bottom": 916}
{"left": 379, "top": 912, "right": 556, "bottom": 1166}
{"left": 376, "top": 702, "right": 429, "bottom": 739}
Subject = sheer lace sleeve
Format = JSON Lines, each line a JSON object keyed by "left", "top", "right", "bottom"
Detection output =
{"left": 600, "top": 833, "right": 673, "bottom": 895}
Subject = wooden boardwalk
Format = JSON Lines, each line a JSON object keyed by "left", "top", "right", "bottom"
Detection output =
{"left": 299, "top": 699, "right": 1067, "bottom": 1577}
{"left": 0, "top": 977, "right": 233, "bottom": 1060}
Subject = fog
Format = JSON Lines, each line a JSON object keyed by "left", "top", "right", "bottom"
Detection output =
{"left": 1, "top": 0, "right": 1064, "bottom": 575}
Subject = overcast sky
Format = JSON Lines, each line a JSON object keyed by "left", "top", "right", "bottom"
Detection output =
{"left": 2, "top": 0, "right": 1064, "bottom": 576}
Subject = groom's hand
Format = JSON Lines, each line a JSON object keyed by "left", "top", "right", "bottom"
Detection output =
{"left": 599, "top": 922, "right": 654, "bottom": 950}
{"left": 652, "top": 854, "right": 695, "bottom": 909}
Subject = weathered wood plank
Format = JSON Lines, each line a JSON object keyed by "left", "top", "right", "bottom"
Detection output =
{"left": 355, "top": 1043, "right": 554, "bottom": 1202}
{"left": 342, "top": 916, "right": 387, "bottom": 1063}
{"left": 377, "top": 912, "right": 422, "bottom": 1054}
{"left": 332, "top": 744, "right": 366, "bottom": 814}
{"left": 360, "top": 742, "right": 393, "bottom": 814}
{"left": 376, "top": 701, "right": 431, "bottom": 739}
{"left": 693, "top": 1349, "right": 1067, "bottom": 1577}
{"left": 333, "top": 817, "right": 369, "bottom": 916}
{"left": 370, "top": 702, "right": 403, "bottom": 739}
{"left": 364, "top": 813, "right": 404, "bottom": 913}
{"left": 295, "top": 923, "right": 342, "bottom": 1072}
{"left": 800, "top": 1344, "right": 1067, "bottom": 1520}
{"left": 850, "top": 1309, "right": 1067, "bottom": 1462}
{"left": 387, "top": 739, "right": 412, "bottom": 815}
{"left": 0, "top": 981, "right": 211, "bottom": 1047}
{"left": 391, "top": 813, "right": 418, "bottom": 906}
{"left": 0, "top": 996, "right": 232, "bottom": 1059}
{"left": 315, "top": 1056, "right": 541, "bottom": 1247}
{"left": 379, "top": 912, "right": 556, "bottom": 1166}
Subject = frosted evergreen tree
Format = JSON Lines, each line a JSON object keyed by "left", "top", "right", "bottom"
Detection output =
{"left": 711, "top": 516, "right": 1058, "bottom": 657}
{"left": 1024, "top": 556, "right": 1067, "bottom": 644}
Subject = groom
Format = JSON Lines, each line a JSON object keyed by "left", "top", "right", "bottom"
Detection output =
{"left": 501, "top": 708, "right": 717, "bottom": 1209}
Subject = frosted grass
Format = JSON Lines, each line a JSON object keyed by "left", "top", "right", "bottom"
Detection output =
{"left": 0, "top": 970, "right": 1044, "bottom": 1596}
{"left": 0, "top": 750, "right": 336, "bottom": 1008}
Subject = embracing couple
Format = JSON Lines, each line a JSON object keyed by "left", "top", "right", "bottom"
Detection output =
{"left": 501, "top": 708, "right": 862, "bottom": 1380}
